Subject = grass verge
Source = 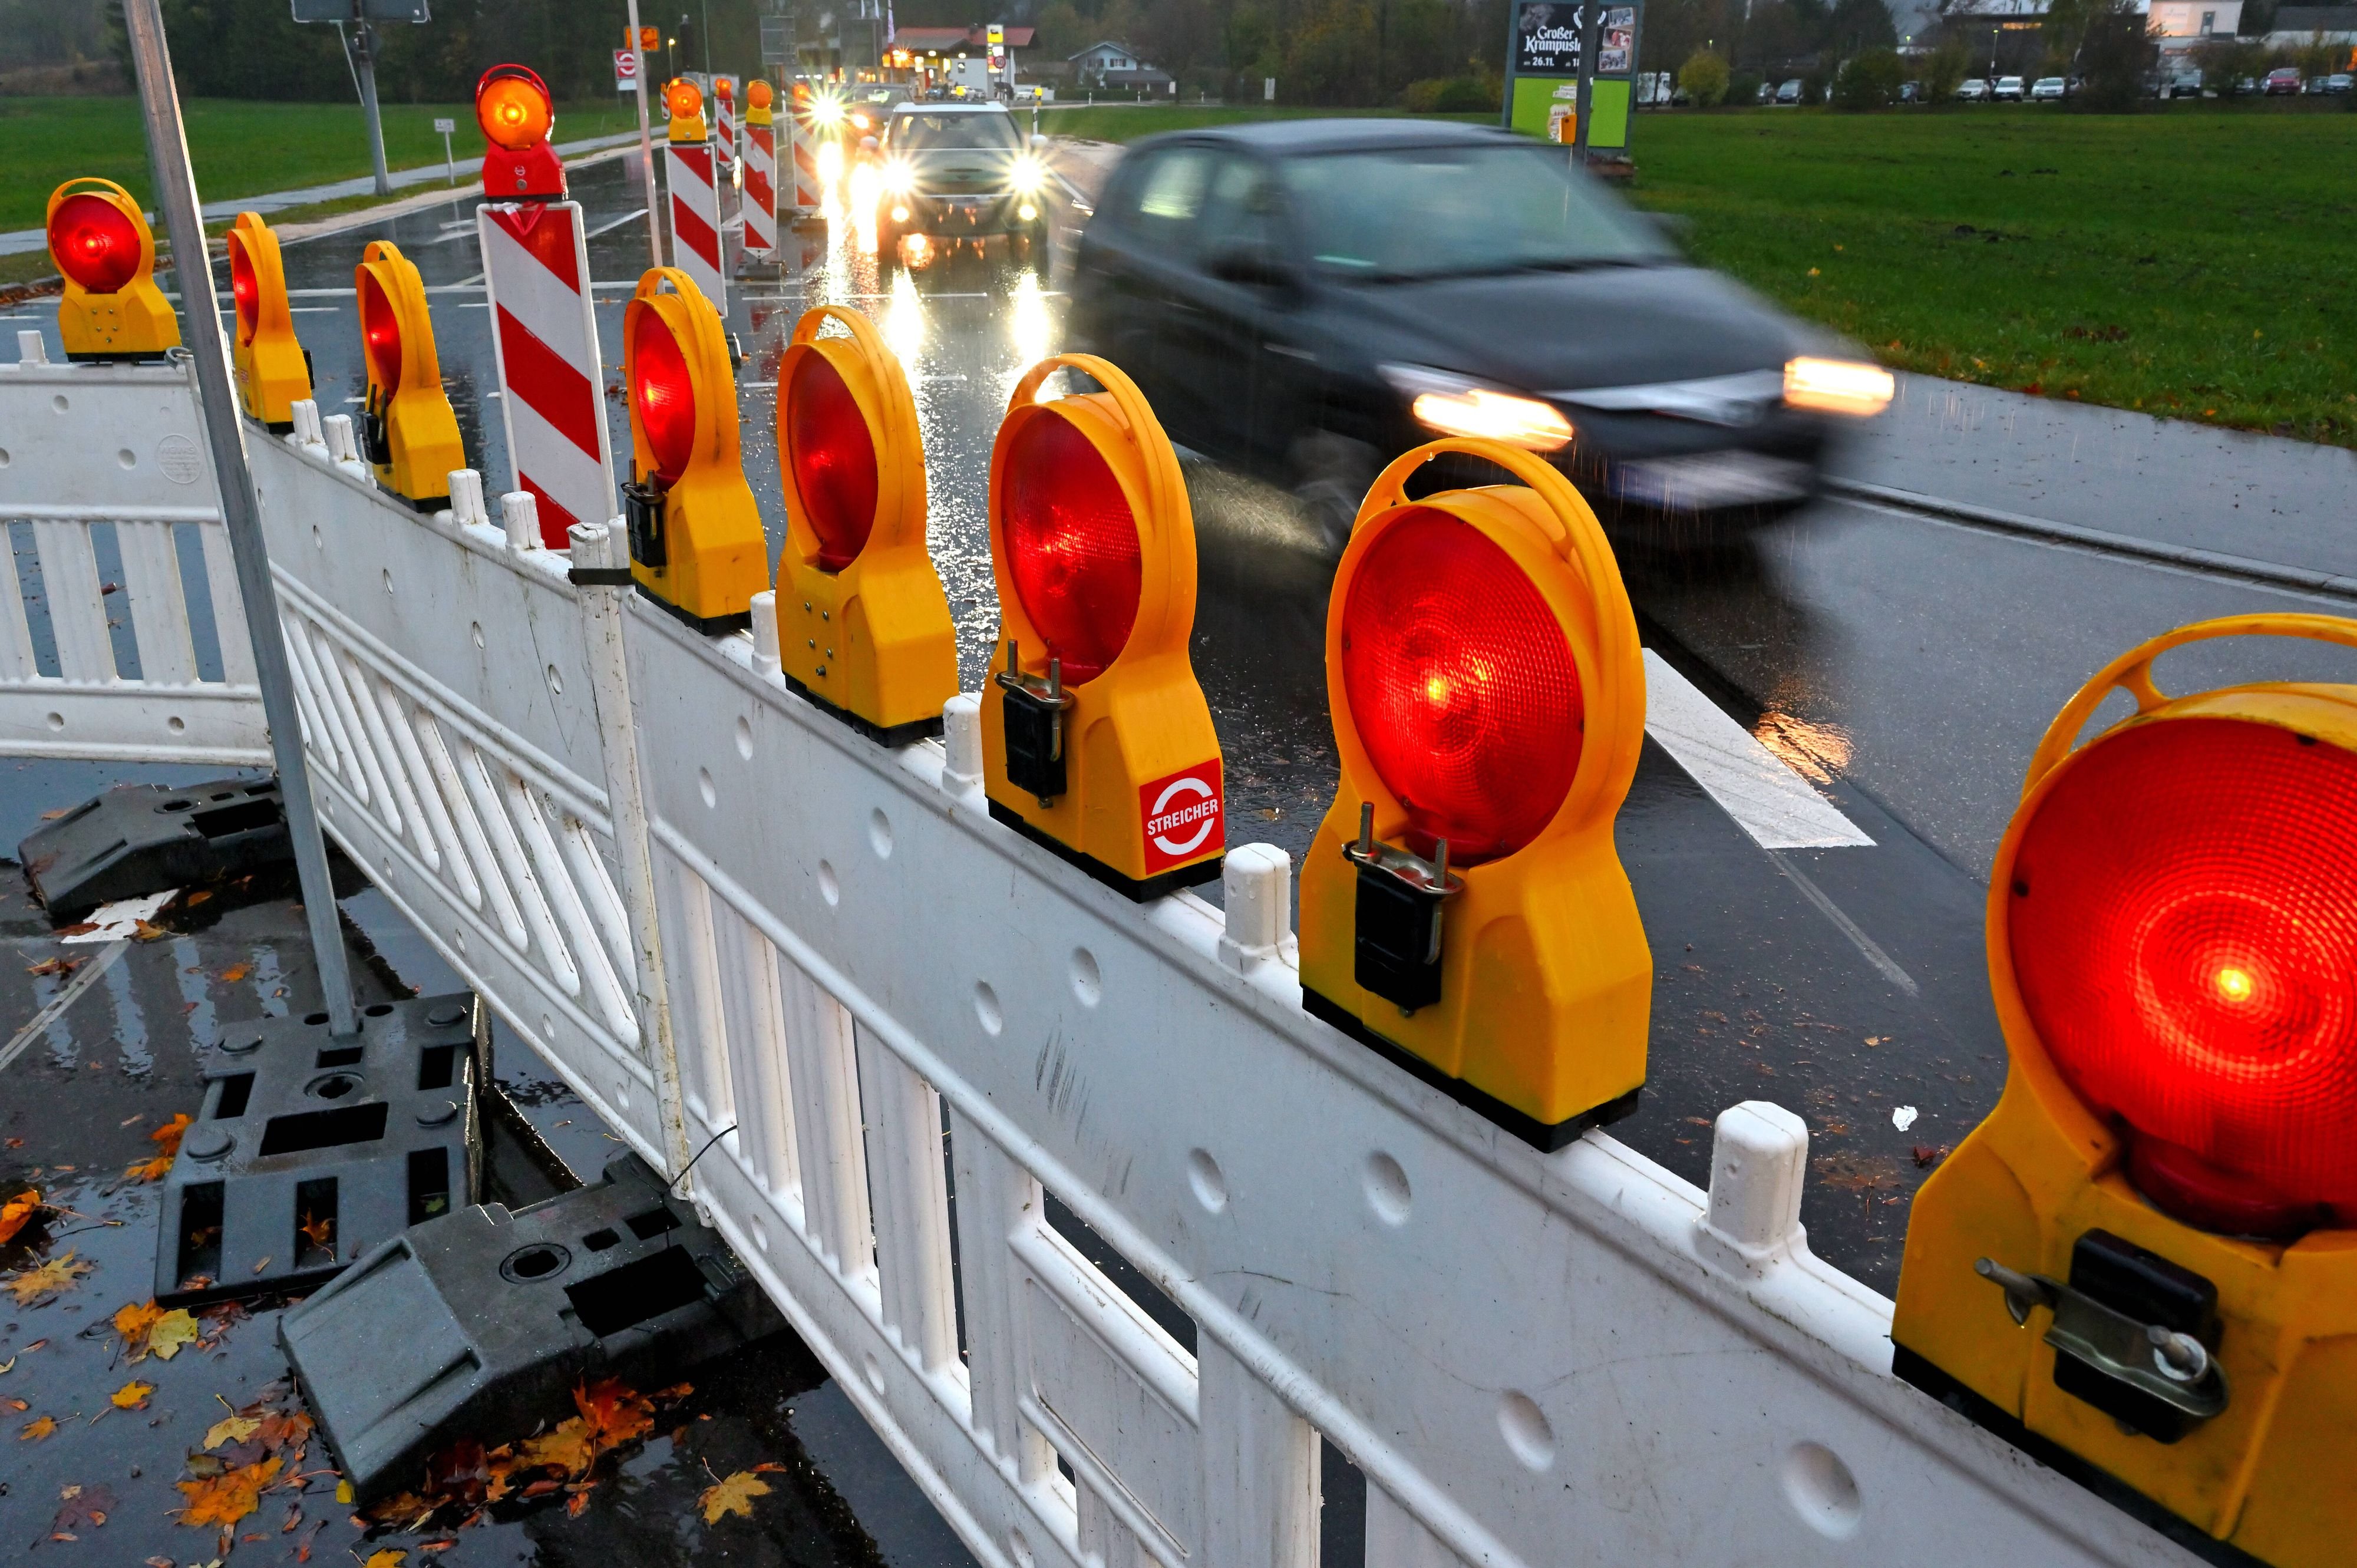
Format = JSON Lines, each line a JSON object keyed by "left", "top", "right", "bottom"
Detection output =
{"left": 2, "top": 95, "right": 642, "bottom": 233}
{"left": 1625, "top": 104, "right": 2357, "bottom": 445}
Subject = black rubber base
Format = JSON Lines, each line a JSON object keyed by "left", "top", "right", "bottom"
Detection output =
{"left": 1890, "top": 1346, "right": 2266, "bottom": 1568}
{"left": 784, "top": 674, "right": 945, "bottom": 750}
{"left": 64, "top": 349, "right": 171, "bottom": 364}
{"left": 636, "top": 583, "right": 754, "bottom": 638}
{"left": 1301, "top": 986, "right": 1641, "bottom": 1153}
{"left": 987, "top": 799, "right": 1222, "bottom": 903}
{"left": 397, "top": 490, "right": 448, "bottom": 514}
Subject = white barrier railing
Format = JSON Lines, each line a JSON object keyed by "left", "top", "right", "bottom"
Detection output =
{"left": 0, "top": 345, "right": 266, "bottom": 765}
{"left": 0, "top": 357, "right": 2205, "bottom": 1568}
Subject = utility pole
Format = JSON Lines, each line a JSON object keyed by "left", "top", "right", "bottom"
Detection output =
{"left": 351, "top": 18, "right": 391, "bottom": 197}
{"left": 122, "top": 0, "right": 362, "bottom": 1038}
{"left": 628, "top": 0, "right": 663, "bottom": 269}
{"left": 1570, "top": 2, "right": 1598, "bottom": 167}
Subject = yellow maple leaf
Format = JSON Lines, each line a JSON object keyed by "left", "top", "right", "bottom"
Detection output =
{"left": 146, "top": 1308, "right": 199, "bottom": 1361}
{"left": 5, "top": 1250, "right": 91, "bottom": 1305}
{"left": 698, "top": 1470, "right": 771, "bottom": 1524}
{"left": 514, "top": 1415, "right": 597, "bottom": 1477}
{"left": 217, "top": 961, "right": 250, "bottom": 983}
{"left": 19, "top": 1413, "right": 57, "bottom": 1440}
{"left": 576, "top": 1376, "right": 655, "bottom": 1448}
{"left": 113, "top": 1299, "right": 165, "bottom": 1352}
{"left": 176, "top": 1454, "right": 282, "bottom": 1527}
{"left": 0, "top": 1189, "right": 37, "bottom": 1246}
{"left": 297, "top": 1211, "right": 334, "bottom": 1253}
{"left": 124, "top": 1154, "right": 174, "bottom": 1183}
{"left": 111, "top": 1379, "right": 155, "bottom": 1409}
{"left": 204, "top": 1412, "right": 262, "bottom": 1450}
{"left": 362, "top": 1552, "right": 408, "bottom": 1568}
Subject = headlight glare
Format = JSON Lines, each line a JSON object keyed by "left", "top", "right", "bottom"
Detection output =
{"left": 1783, "top": 356, "right": 1894, "bottom": 417}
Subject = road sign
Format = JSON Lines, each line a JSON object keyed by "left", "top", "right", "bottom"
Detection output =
{"left": 291, "top": 1, "right": 429, "bottom": 17}
{"left": 760, "top": 16, "right": 792, "bottom": 65}
{"left": 615, "top": 48, "right": 639, "bottom": 91}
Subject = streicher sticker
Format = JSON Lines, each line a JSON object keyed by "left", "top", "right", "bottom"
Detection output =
{"left": 1140, "top": 760, "right": 1223, "bottom": 873}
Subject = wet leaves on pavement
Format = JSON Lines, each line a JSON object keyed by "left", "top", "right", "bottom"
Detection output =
{"left": 50, "top": 1480, "right": 117, "bottom": 1538}
{"left": 21, "top": 1412, "right": 58, "bottom": 1440}
{"left": 699, "top": 1468, "right": 773, "bottom": 1523}
{"left": 113, "top": 1298, "right": 201, "bottom": 1361}
{"left": 176, "top": 1454, "right": 283, "bottom": 1528}
{"left": 0, "top": 1187, "right": 38, "bottom": 1244}
{"left": 6, "top": 1249, "right": 92, "bottom": 1305}
{"left": 126, "top": 1113, "right": 194, "bottom": 1182}
{"left": 111, "top": 1379, "right": 156, "bottom": 1409}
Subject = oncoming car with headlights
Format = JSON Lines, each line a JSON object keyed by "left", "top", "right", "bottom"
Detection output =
{"left": 1065, "top": 119, "right": 1893, "bottom": 549}
{"left": 874, "top": 102, "right": 1051, "bottom": 263}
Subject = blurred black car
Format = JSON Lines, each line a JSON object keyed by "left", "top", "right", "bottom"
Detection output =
{"left": 874, "top": 103, "right": 1051, "bottom": 263}
{"left": 1064, "top": 120, "right": 1891, "bottom": 548}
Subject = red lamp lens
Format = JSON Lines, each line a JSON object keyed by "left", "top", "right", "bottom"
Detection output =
{"left": 1338, "top": 507, "right": 1582, "bottom": 865}
{"left": 50, "top": 193, "right": 141, "bottom": 294}
{"left": 1001, "top": 412, "right": 1140, "bottom": 685}
{"left": 787, "top": 351, "right": 878, "bottom": 571}
{"left": 632, "top": 311, "right": 697, "bottom": 487}
{"left": 358, "top": 270, "right": 403, "bottom": 390}
{"left": 2009, "top": 716, "right": 2357, "bottom": 1228}
{"left": 228, "top": 234, "right": 259, "bottom": 342}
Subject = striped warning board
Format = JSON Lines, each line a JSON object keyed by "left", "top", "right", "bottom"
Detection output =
{"left": 477, "top": 200, "right": 614, "bottom": 549}
{"left": 714, "top": 89, "right": 735, "bottom": 171}
{"left": 666, "top": 141, "right": 728, "bottom": 314}
{"left": 790, "top": 113, "right": 822, "bottom": 216}
{"left": 743, "top": 121, "right": 777, "bottom": 258}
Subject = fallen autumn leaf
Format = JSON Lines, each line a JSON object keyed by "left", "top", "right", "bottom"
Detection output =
{"left": 698, "top": 1469, "right": 772, "bottom": 1524}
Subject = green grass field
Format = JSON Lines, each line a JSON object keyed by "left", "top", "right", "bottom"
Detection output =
{"left": 2, "top": 95, "right": 642, "bottom": 233}
{"left": 1047, "top": 100, "right": 2356, "bottom": 445}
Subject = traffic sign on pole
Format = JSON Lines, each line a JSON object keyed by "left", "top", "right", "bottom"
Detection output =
{"left": 615, "top": 48, "right": 639, "bottom": 91}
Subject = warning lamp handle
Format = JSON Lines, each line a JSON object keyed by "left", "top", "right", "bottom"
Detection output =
{"left": 2023, "top": 612, "right": 2357, "bottom": 795}
{"left": 44, "top": 176, "right": 141, "bottom": 231}
{"left": 1007, "top": 354, "right": 1183, "bottom": 540}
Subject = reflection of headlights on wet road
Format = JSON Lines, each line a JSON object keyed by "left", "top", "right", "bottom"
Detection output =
{"left": 1381, "top": 365, "right": 1574, "bottom": 453}
{"left": 817, "top": 140, "right": 845, "bottom": 183}
{"left": 1782, "top": 356, "right": 1894, "bottom": 417}
{"left": 1008, "top": 155, "right": 1048, "bottom": 194}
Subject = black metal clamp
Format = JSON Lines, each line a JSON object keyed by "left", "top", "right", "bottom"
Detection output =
{"left": 1345, "top": 800, "right": 1464, "bottom": 1015}
{"left": 620, "top": 478, "right": 667, "bottom": 570}
{"left": 1976, "top": 1245, "right": 2229, "bottom": 1438}
{"left": 995, "top": 639, "right": 1078, "bottom": 806}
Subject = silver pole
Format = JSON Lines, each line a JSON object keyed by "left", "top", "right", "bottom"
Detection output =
{"left": 122, "top": 0, "right": 361, "bottom": 1038}
{"left": 628, "top": 0, "right": 664, "bottom": 269}
{"left": 353, "top": 18, "right": 393, "bottom": 199}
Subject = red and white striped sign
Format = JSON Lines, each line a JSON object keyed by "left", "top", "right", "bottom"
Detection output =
{"left": 477, "top": 200, "right": 614, "bottom": 550}
{"left": 666, "top": 141, "right": 728, "bottom": 314}
{"left": 790, "top": 114, "right": 822, "bottom": 214}
{"left": 743, "top": 122, "right": 777, "bottom": 256}
{"left": 714, "top": 90, "right": 735, "bottom": 171}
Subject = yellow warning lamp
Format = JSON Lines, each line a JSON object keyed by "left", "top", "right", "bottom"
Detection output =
{"left": 1893, "top": 613, "right": 2357, "bottom": 1568}
{"left": 1296, "top": 440, "right": 1650, "bottom": 1149}
{"left": 476, "top": 64, "right": 564, "bottom": 200}
{"left": 354, "top": 240, "right": 464, "bottom": 509}
{"left": 746, "top": 78, "right": 775, "bottom": 127}
{"left": 715, "top": 75, "right": 735, "bottom": 107}
{"left": 224, "top": 213, "right": 311, "bottom": 431}
{"left": 774, "top": 307, "right": 956, "bottom": 745}
{"left": 46, "top": 178, "right": 179, "bottom": 362}
{"left": 981, "top": 355, "right": 1223, "bottom": 900}
{"left": 665, "top": 78, "right": 707, "bottom": 144}
{"left": 620, "top": 268, "right": 767, "bottom": 633}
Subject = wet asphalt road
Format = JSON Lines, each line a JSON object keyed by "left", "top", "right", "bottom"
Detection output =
{"left": 7, "top": 141, "right": 2356, "bottom": 1566}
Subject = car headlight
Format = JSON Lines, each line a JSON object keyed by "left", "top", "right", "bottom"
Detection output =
{"left": 1782, "top": 356, "right": 1895, "bottom": 417}
{"left": 809, "top": 93, "right": 845, "bottom": 128}
{"left": 881, "top": 158, "right": 915, "bottom": 196}
{"left": 1008, "top": 155, "right": 1048, "bottom": 196}
{"left": 1379, "top": 365, "right": 1574, "bottom": 454}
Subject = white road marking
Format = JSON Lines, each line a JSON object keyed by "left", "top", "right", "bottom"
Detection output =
{"left": 1642, "top": 649, "right": 1873, "bottom": 850}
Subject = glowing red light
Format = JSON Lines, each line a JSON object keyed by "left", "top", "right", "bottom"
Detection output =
{"left": 227, "top": 234, "right": 259, "bottom": 342}
{"left": 1338, "top": 507, "right": 1582, "bottom": 865}
{"left": 632, "top": 311, "right": 697, "bottom": 487}
{"left": 49, "top": 193, "right": 141, "bottom": 294}
{"left": 787, "top": 352, "right": 878, "bottom": 570}
{"left": 2010, "top": 716, "right": 2357, "bottom": 1231}
{"left": 358, "top": 269, "right": 403, "bottom": 391}
{"left": 1001, "top": 413, "right": 1140, "bottom": 685}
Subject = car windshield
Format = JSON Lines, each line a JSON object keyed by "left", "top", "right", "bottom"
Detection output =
{"left": 1279, "top": 144, "right": 1670, "bottom": 282}
{"left": 892, "top": 113, "right": 1020, "bottom": 151}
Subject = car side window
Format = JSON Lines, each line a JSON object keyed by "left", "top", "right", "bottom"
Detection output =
{"left": 1108, "top": 147, "right": 1217, "bottom": 255}
{"left": 1191, "top": 155, "right": 1289, "bottom": 265}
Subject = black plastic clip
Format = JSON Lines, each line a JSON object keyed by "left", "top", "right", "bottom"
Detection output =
{"left": 621, "top": 480, "right": 667, "bottom": 570}
{"left": 359, "top": 386, "right": 392, "bottom": 468}
{"left": 1345, "top": 801, "right": 1463, "bottom": 1014}
{"left": 995, "top": 639, "right": 1078, "bottom": 806}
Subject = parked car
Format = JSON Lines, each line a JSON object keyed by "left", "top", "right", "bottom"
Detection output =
{"left": 1899, "top": 80, "right": 1922, "bottom": 103}
{"left": 2320, "top": 73, "right": 2355, "bottom": 94}
{"left": 2263, "top": 67, "right": 2304, "bottom": 95}
{"left": 1066, "top": 120, "right": 1891, "bottom": 549}
{"left": 1774, "top": 78, "right": 1805, "bottom": 104}
{"left": 873, "top": 103, "right": 1051, "bottom": 263}
{"left": 1955, "top": 77, "right": 1991, "bottom": 100}
{"left": 1756, "top": 81, "right": 1776, "bottom": 103}
{"left": 1993, "top": 75, "right": 2026, "bottom": 100}
{"left": 2030, "top": 76, "right": 2068, "bottom": 101}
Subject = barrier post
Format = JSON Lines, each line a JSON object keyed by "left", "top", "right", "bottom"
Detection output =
{"left": 662, "top": 79, "right": 728, "bottom": 314}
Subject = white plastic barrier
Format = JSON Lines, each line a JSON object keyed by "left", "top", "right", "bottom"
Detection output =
{"left": 0, "top": 355, "right": 2207, "bottom": 1568}
{"left": 0, "top": 346, "right": 265, "bottom": 764}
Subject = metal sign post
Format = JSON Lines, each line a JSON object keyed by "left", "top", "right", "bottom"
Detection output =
{"left": 434, "top": 114, "right": 455, "bottom": 182}
{"left": 626, "top": 1, "right": 664, "bottom": 269}
{"left": 293, "top": 1, "right": 430, "bottom": 199}
{"left": 125, "top": 0, "right": 361, "bottom": 1038}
